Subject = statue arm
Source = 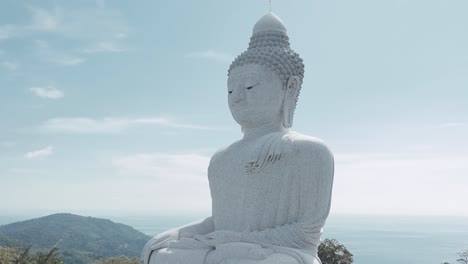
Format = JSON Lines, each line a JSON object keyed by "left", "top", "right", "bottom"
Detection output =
{"left": 179, "top": 216, "right": 215, "bottom": 238}
{"left": 141, "top": 216, "right": 214, "bottom": 263}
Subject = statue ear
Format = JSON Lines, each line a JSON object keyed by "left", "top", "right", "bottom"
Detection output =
{"left": 282, "top": 76, "right": 300, "bottom": 128}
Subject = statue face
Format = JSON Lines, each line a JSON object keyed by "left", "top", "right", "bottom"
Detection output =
{"left": 228, "top": 64, "right": 285, "bottom": 128}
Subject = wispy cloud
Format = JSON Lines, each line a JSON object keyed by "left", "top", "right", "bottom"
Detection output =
{"left": 82, "top": 42, "right": 126, "bottom": 54}
{"left": 133, "top": 118, "right": 214, "bottom": 129}
{"left": 1, "top": 61, "right": 19, "bottom": 70}
{"left": 30, "top": 86, "right": 64, "bottom": 99}
{"left": 437, "top": 122, "right": 467, "bottom": 128}
{"left": 332, "top": 152, "right": 468, "bottom": 215}
{"left": 186, "top": 50, "right": 233, "bottom": 63}
{"left": 113, "top": 153, "right": 209, "bottom": 179}
{"left": 1, "top": 5, "right": 129, "bottom": 65}
{"left": 0, "top": 7, "right": 60, "bottom": 41}
{"left": 1, "top": 141, "right": 15, "bottom": 148}
{"left": 25, "top": 146, "right": 54, "bottom": 159}
{"left": 40, "top": 117, "right": 215, "bottom": 134}
{"left": 33, "top": 39, "right": 87, "bottom": 66}
{"left": 0, "top": 24, "right": 19, "bottom": 41}
{"left": 111, "top": 152, "right": 211, "bottom": 210}
{"left": 96, "top": 0, "right": 107, "bottom": 9}
{"left": 0, "top": 6, "right": 128, "bottom": 40}
{"left": 28, "top": 6, "right": 60, "bottom": 32}
{"left": 52, "top": 56, "right": 87, "bottom": 65}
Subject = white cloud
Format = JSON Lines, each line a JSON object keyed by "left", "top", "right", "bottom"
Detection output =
{"left": 40, "top": 117, "right": 215, "bottom": 134}
{"left": 22, "top": 6, "right": 128, "bottom": 40}
{"left": 437, "top": 122, "right": 467, "bottom": 128}
{"left": 115, "top": 33, "right": 126, "bottom": 39}
{"left": 0, "top": 5, "right": 129, "bottom": 65}
{"left": 113, "top": 153, "right": 209, "bottom": 180}
{"left": 1, "top": 61, "right": 19, "bottom": 70}
{"left": 34, "top": 39, "right": 48, "bottom": 48}
{"left": 1, "top": 141, "right": 15, "bottom": 148}
{"left": 331, "top": 152, "right": 468, "bottom": 216}
{"left": 186, "top": 50, "right": 234, "bottom": 63}
{"left": 0, "top": 7, "right": 61, "bottom": 41}
{"left": 0, "top": 24, "right": 19, "bottom": 41}
{"left": 111, "top": 152, "right": 211, "bottom": 212}
{"left": 30, "top": 86, "right": 64, "bottom": 99}
{"left": 133, "top": 118, "right": 215, "bottom": 130}
{"left": 52, "top": 56, "right": 87, "bottom": 65}
{"left": 96, "top": 0, "right": 107, "bottom": 9}
{"left": 33, "top": 40, "right": 87, "bottom": 66}
{"left": 29, "top": 6, "right": 60, "bottom": 32}
{"left": 25, "top": 146, "right": 54, "bottom": 159}
{"left": 82, "top": 42, "right": 126, "bottom": 53}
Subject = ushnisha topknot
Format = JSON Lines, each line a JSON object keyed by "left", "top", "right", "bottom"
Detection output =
{"left": 228, "top": 13, "right": 305, "bottom": 89}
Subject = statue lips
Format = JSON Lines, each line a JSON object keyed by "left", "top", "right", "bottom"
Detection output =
{"left": 230, "top": 102, "right": 248, "bottom": 110}
{"left": 229, "top": 98, "right": 249, "bottom": 116}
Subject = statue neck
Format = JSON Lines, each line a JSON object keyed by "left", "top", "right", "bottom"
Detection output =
{"left": 241, "top": 123, "right": 288, "bottom": 141}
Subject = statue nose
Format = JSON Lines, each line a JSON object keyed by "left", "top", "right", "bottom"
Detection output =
{"left": 232, "top": 85, "right": 245, "bottom": 102}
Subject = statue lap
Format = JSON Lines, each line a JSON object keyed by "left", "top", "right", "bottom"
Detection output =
{"left": 149, "top": 248, "right": 209, "bottom": 264}
{"left": 150, "top": 249, "right": 301, "bottom": 264}
{"left": 150, "top": 243, "right": 321, "bottom": 264}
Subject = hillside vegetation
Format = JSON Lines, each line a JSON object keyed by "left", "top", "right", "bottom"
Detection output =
{"left": 0, "top": 213, "right": 150, "bottom": 264}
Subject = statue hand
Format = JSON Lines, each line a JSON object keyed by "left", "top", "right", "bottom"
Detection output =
{"left": 176, "top": 216, "right": 215, "bottom": 239}
{"left": 141, "top": 228, "right": 180, "bottom": 263}
{"left": 178, "top": 225, "right": 198, "bottom": 239}
{"left": 168, "top": 237, "right": 214, "bottom": 249}
{"left": 205, "top": 240, "right": 272, "bottom": 263}
{"left": 194, "top": 230, "right": 243, "bottom": 246}
{"left": 147, "top": 228, "right": 180, "bottom": 251}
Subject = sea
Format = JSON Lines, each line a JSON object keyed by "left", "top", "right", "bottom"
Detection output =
{"left": 1, "top": 213, "right": 467, "bottom": 264}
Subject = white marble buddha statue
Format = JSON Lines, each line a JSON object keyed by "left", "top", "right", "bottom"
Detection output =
{"left": 141, "top": 13, "right": 334, "bottom": 264}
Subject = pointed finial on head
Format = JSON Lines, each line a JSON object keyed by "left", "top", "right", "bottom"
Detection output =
{"left": 252, "top": 12, "right": 287, "bottom": 35}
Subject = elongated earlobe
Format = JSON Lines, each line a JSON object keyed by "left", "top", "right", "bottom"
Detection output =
{"left": 282, "top": 76, "right": 300, "bottom": 128}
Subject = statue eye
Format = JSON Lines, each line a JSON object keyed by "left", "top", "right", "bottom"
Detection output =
{"left": 246, "top": 82, "right": 259, "bottom": 90}
{"left": 228, "top": 91, "right": 233, "bottom": 94}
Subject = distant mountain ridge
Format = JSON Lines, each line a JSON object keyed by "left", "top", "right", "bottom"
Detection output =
{"left": 0, "top": 213, "right": 150, "bottom": 264}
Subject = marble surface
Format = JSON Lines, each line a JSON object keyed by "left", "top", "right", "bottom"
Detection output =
{"left": 141, "top": 13, "right": 334, "bottom": 264}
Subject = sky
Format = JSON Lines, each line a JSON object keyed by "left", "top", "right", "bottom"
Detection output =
{"left": 0, "top": 0, "right": 467, "bottom": 217}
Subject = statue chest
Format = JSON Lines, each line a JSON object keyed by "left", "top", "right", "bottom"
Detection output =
{"left": 209, "top": 144, "right": 288, "bottom": 192}
{"left": 208, "top": 143, "right": 301, "bottom": 231}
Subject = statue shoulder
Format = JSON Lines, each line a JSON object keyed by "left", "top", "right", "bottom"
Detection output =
{"left": 288, "top": 132, "right": 334, "bottom": 164}
{"left": 210, "top": 146, "right": 229, "bottom": 164}
{"left": 208, "top": 143, "right": 236, "bottom": 168}
{"left": 286, "top": 132, "right": 334, "bottom": 186}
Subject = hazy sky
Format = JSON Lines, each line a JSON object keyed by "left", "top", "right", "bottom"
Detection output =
{"left": 1, "top": 0, "right": 467, "bottom": 217}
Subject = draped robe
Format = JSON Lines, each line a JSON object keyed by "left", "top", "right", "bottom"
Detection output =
{"left": 145, "top": 132, "right": 334, "bottom": 264}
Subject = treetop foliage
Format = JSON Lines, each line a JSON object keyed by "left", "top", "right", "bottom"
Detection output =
{"left": 318, "top": 238, "right": 354, "bottom": 264}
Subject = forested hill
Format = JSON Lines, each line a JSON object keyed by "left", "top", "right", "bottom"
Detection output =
{"left": 0, "top": 213, "right": 150, "bottom": 264}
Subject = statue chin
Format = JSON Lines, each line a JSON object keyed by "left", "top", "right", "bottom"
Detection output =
{"left": 142, "top": 12, "right": 333, "bottom": 264}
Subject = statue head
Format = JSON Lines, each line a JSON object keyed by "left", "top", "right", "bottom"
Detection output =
{"left": 228, "top": 13, "right": 305, "bottom": 129}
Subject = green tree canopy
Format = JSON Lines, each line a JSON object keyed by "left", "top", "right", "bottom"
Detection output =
{"left": 318, "top": 238, "right": 354, "bottom": 264}
{"left": 457, "top": 250, "right": 468, "bottom": 264}
{"left": 0, "top": 246, "right": 64, "bottom": 264}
